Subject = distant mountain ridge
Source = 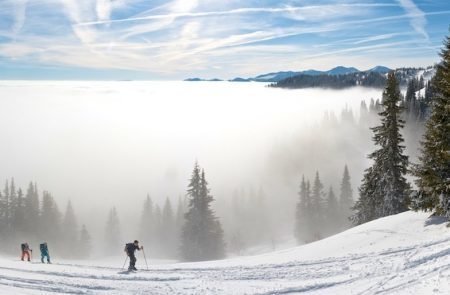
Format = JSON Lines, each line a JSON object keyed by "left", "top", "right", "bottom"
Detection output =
{"left": 185, "top": 66, "right": 392, "bottom": 83}
{"left": 271, "top": 66, "right": 436, "bottom": 89}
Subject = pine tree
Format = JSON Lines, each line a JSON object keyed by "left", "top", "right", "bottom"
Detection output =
{"left": 352, "top": 72, "right": 410, "bottom": 225}
{"left": 405, "top": 78, "right": 417, "bottom": 121}
{"left": 311, "top": 172, "right": 324, "bottom": 239}
{"left": 12, "top": 188, "right": 26, "bottom": 233}
{"left": 294, "top": 176, "right": 311, "bottom": 243}
{"left": 24, "top": 182, "right": 40, "bottom": 238}
{"left": 359, "top": 100, "right": 369, "bottom": 127}
{"left": 139, "top": 195, "right": 153, "bottom": 249}
{"left": 412, "top": 32, "right": 450, "bottom": 217}
{"left": 40, "top": 191, "right": 62, "bottom": 249}
{"left": 2, "top": 180, "right": 10, "bottom": 233}
{"left": 105, "top": 207, "right": 121, "bottom": 255}
{"left": 180, "top": 163, "right": 225, "bottom": 261}
{"left": 62, "top": 201, "right": 79, "bottom": 257}
{"left": 339, "top": 165, "right": 353, "bottom": 228}
{"left": 351, "top": 166, "right": 378, "bottom": 225}
{"left": 8, "top": 178, "right": 17, "bottom": 231}
{"left": 325, "top": 186, "right": 339, "bottom": 235}
{"left": 78, "top": 224, "right": 92, "bottom": 259}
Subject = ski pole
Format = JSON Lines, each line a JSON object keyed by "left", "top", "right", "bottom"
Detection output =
{"left": 142, "top": 248, "right": 149, "bottom": 270}
{"left": 122, "top": 256, "right": 128, "bottom": 269}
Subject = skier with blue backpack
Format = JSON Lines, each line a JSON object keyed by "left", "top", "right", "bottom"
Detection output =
{"left": 40, "top": 242, "right": 51, "bottom": 264}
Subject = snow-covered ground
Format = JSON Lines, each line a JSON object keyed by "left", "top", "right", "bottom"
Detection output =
{"left": 1, "top": 211, "right": 449, "bottom": 294}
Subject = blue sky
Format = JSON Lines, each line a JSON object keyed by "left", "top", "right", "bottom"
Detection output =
{"left": 0, "top": 0, "right": 449, "bottom": 80}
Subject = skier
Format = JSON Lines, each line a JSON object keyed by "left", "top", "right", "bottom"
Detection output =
{"left": 20, "top": 243, "right": 32, "bottom": 261}
{"left": 124, "top": 240, "right": 143, "bottom": 271}
{"left": 40, "top": 242, "right": 51, "bottom": 264}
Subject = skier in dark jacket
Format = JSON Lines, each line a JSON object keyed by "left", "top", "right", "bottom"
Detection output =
{"left": 40, "top": 242, "right": 51, "bottom": 264}
{"left": 124, "top": 240, "right": 143, "bottom": 271}
{"left": 21, "top": 243, "right": 32, "bottom": 261}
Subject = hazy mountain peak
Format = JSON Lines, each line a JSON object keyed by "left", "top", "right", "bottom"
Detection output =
{"left": 367, "top": 66, "right": 392, "bottom": 73}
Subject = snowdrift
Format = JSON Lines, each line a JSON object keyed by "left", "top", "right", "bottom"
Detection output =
{"left": 0, "top": 211, "right": 449, "bottom": 294}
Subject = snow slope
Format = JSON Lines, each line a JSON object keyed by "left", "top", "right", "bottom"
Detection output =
{"left": 1, "top": 211, "right": 449, "bottom": 294}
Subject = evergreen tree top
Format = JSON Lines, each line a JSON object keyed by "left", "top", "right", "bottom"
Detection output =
{"left": 412, "top": 30, "right": 450, "bottom": 216}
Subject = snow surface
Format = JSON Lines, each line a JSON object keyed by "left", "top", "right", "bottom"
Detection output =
{"left": 1, "top": 211, "right": 449, "bottom": 294}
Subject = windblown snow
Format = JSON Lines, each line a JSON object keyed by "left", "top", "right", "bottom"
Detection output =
{"left": 0, "top": 211, "right": 449, "bottom": 294}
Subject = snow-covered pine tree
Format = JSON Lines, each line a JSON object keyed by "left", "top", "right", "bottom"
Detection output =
{"left": 352, "top": 72, "right": 410, "bottom": 225}
{"left": 199, "top": 169, "right": 225, "bottom": 259}
{"left": 377, "top": 73, "right": 411, "bottom": 216}
{"left": 339, "top": 165, "right": 353, "bottom": 228}
{"left": 180, "top": 162, "right": 225, "bottom": 261}
{"left": 412, "top": 32, "right": 450, "bottom": 218}
{"left": 104, "top": 207, "right": 121, "bottom": 255}
{"left": 351, "top": 167, "right": 379, "bottom": 225}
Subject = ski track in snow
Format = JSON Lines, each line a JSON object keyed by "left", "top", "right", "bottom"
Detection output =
{"left": 0, "top": 212, "right": 449, "bottom": 294}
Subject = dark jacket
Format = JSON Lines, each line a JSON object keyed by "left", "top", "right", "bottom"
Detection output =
{"left": 40, "top": 243, "right": 49, "bottom": 254}
{"left": 21, "top": 243, "right": 30, "bottom": 251}
{"left": 125, "top": 243, "right": 140, "bottom": 255}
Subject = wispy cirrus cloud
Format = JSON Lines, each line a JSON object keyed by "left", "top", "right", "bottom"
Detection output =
{"left": 0, "top": 0, "right": 448, "bottom": 79}
{"left": 75, "top": 3, "right": 397, "bottom": 27}
{"left": 396, "top": 0, "right": 428, "bottom": 40}
{"left": 11, "top": 0, "right": 28, "bottom": 37}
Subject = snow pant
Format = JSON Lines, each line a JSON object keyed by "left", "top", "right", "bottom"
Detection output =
{"left": 21, "top": 250, "right": 31, "bottom": 261}
{"left": 41, "top": 252, "right": 50, "bottom": 263}
{"left": 128, "top": 253, "right": 137, "bottom": 270}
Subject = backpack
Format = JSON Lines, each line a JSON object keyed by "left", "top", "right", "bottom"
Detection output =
{"left": 125, "top": 243, "right": 135, "bottom": 254}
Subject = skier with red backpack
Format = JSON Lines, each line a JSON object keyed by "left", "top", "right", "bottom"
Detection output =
{"left": 20, "top": 243, "right": 32, "bottom": 262}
